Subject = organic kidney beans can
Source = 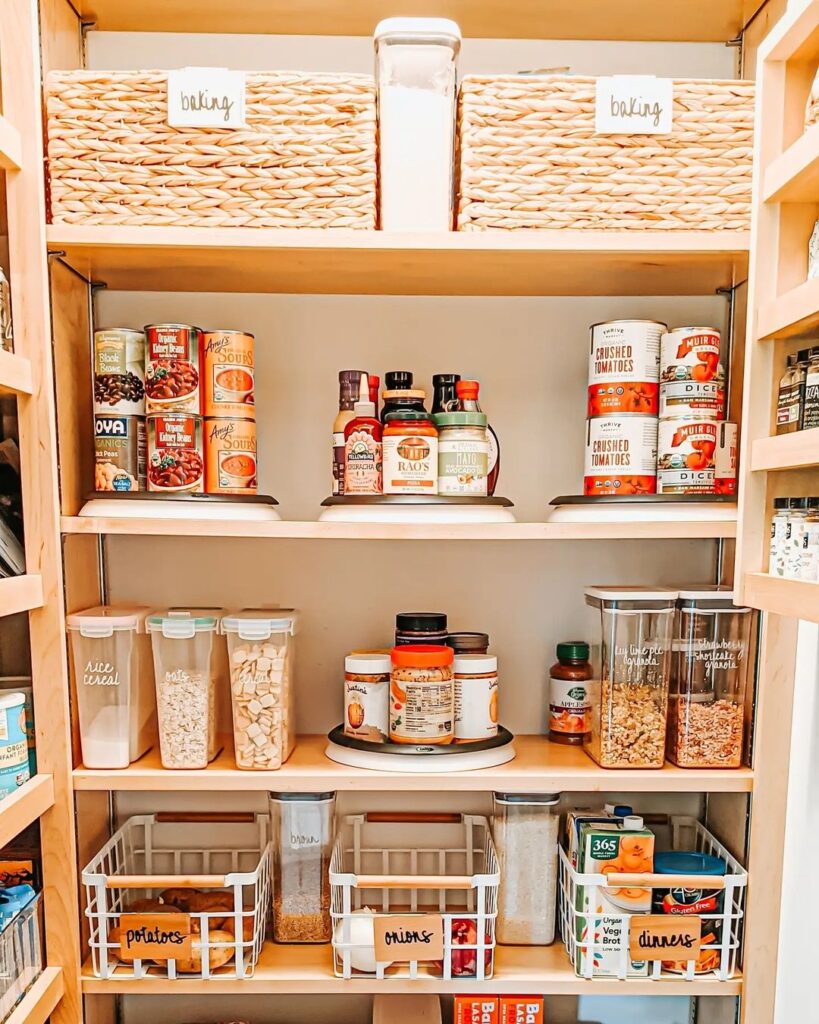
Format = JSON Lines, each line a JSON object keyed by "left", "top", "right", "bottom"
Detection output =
{"left": 204, "top": 418, "right": 257, "bottom": 494}
{"left": 93, "top": 329, "right": 146, "bottom": 416}
{"left": 584, "top": 414, "right": 658, "bottom": 496}
{"left": 714, "top": 421, "right": 738, "bottom": 495}
{"left": 94, "top": 415, "right": 146, "bottom": 492}
{"left": 660, "top": 327, "right": 725, "bottom": 419}
{"left": 588, "top": 319, "right": 665, "bottom": 417}
{"left": 202, "top": 330, "right": 255, "bottom": 419}
{"left": 146, "top": 413, "right": 204, "bottom": 493}
{"left": 144, "top": 323, "right": 202, "bottom": 414}
{"left": 657, "top": 418, "right": 718, "bottom": 494}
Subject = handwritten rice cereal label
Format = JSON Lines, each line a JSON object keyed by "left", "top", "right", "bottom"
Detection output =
{"left": 120, "top": 913, "right": 193, "bottom": 961}
{"left": 629, "top": 914, "right": 702, "bottom": 962}
{"left": 373, "top": 914, "right": 444, "bottom": 962}
{"left": 167, "top": 68, "right": 246, "bottom": 128}
{"left": 83, "top": 660, "right": 121, "bottom": 687}
{"left": 595, "top": 76, "right": 674, "bottom": 134}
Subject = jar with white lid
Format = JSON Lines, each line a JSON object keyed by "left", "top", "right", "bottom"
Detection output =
{"left": 344, "top": 653, "right": 390, "bottom": 742}
{"left": 769, "top": 498, "right": 789, "bottom": 576}
{"left": 374, "top": 18, "right": 461, "bottom": 231}
{"left": 801, "top": 498, "right": 819, "bottom": 581}
{"left": 453, "top": 654, "right": 498, "bottom": 742}
{"left": 434, "top": 412, "right": 489, "bottom": 495}
{"left": 785, "top": 498, "right": 809, "bottom": 578}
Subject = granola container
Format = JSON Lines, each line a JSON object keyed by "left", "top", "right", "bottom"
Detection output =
{"left": 666, "top": 588, "right": 754, "bottom": 769}
{"left": 584, "top": 587, "right": 678, "bottom": 769}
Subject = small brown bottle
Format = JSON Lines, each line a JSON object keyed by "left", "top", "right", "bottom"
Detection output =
{"left": 548, "top": 641, "right": 592, "bottom": 745}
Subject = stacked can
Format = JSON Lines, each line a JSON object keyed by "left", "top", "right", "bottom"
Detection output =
{"left": 201, "top": 330, "right": 257, "bottom": 494}
{"left": 657, "top": 327, "right": 734, "bottom": 495}
{"left": 93, "top": 329, "right": 147, "bottom": 492}
{"left": 584, "top": 320, "right": 664, "bottom": 496}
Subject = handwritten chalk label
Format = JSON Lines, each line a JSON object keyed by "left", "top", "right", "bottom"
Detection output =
{"left": 167, "top": 68, "right": 246, "bottom": 129}
{"left": 120, "top": 913, "right": 193, "bottom": 961}
{"left": 595, "top": 76, "right": 673, "bottom": 134}
{"left": 373, "top": 914, "right": 444, "bottom": 962}
{"left": 629, "top": 914, "right": 702, "bottom": 962}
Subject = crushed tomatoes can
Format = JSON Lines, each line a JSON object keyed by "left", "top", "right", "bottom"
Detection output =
{"left": 146, "top": 413, "right": 204, "bottom": 493}
{"left": 714, "top": 421, "right": 738, "bottom": 495}
{"left": 145, "top": 323, "right": 202, "bottom": 414}
{"left": 588, "top": 319, "right": 665, "bottom": 417}
{"left": 205, "top": 418, "right": 257, "bottom": 494}
{"left": 657, "top": 418, "right": 717, "bottom": 494}
{"left": 201, "top": 330, "right": 255, "bottom": 419}
{"left": 584, "top": 415, "right": 658, "bottom": 496}
{"left": 660, "top": 327, "right": 725, "bottom": 419}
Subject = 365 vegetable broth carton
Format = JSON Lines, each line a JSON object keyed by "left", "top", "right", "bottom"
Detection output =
{"left": 565, "top": 804, "right": 633, "bottom": 867}
{"left": 574, "top": 817, "right": 655, "bottom": 978}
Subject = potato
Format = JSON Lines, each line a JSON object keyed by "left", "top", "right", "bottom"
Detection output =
{"left": 173, "top": 930, "right": 235, "bottom": 973}
{"left": 223, "top": 914, "right": 255, "bottom": 942}
{"left": 159, "top": 888, "right": 200, "bottom": 910}
{"left": 187, "top": 892, "right": 234, "bottom": 928}
{"left": 107, "top": 926, "right": 135, "bottom": 964}
{"left": 126, "top": 898, "right": 171, "bottom": 914}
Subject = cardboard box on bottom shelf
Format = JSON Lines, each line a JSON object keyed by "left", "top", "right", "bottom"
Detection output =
{"left": 454, "top": 996, "right": 544, "bottom": 1024}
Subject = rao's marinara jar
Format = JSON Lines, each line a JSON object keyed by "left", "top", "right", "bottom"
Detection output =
{"left": 382, "top": 410, "right": 438, "bottom": 495}
{"left": 390, "top": 644, "right": 454, "bottom": 745}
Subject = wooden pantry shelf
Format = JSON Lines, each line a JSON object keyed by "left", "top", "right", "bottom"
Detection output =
{"left": 751, "top": 428, "right": 819, "bottom": 471}
{"left": 0, "top": 775, "right": 54, "bottom": 848}
{"left": 61, "top": 516, "right": 737, "bottom": 541}
{"left": 80, "top": 942, "right": 743, "bottom": 996}
{"left": 71, "top": 0, "right": 756, "bottom": 41}
{"left": 0, "top": 114, "right": 22, "bottom": 172}
{"left": 0, "top": 349, "right": 33, "bottom": 396}
{"left": 763, "top": 122, "right": 819, "bottom": 204}
{"left": 46, "top": 226, "right": 750, "bottom": 297}
{"left": 0, "top": 575, "right": 43, "bottom": 617}
{"left": 73, "top": 734, "right": 753, "bottom": 793}
{"left": 757, "top": 277, "right": 819, "bottom": 340}
{"left": 744, "top": 572, "right": 819, "bottom": 622}
{"left": 4, "top": 968, "right": 64, "bottom": 1024}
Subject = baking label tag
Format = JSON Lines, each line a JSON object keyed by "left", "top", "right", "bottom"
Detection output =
{"left": 595, "top": 76, "right": 673, "bottom": 134}
{"left": 373, "top": 914, "right": 444, "bottom": 962}
{"left": 629, "top": 914, "right": 702, "bottom": 962}
{"left": 120, "top": 913, "right": 193, "bottom": 961}
{"left": 167, "top": 68, "right": 246, "bottom": 128}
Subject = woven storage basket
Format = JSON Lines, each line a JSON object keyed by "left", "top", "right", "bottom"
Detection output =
{"left": 46, "top": 70, "right": 377, "bottom": 229}
{"left": 457, "top": 75, "right": 755, "bottom": 231}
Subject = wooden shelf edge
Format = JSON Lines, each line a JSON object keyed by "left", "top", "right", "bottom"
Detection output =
{"left": 763, "top": 122, "right": 819, "bottom": 204}
{"left": 4, "top": 968, "right": 64, "bottom": 1024}
{"left": 0, "top": 575, "right": 44, "bottom": 617}
{"left": 751, "top": 428, "right": 819, "bottom": 471}
{"left": 0, "top": 775, "right": 54, "bottom": 848}
{"left": 0, "top": 349, "right": 34, "bottom": 396}
{"left": 757, "top": 277, "right": 819, "bottom": 341}
{"left": 0, "top": 114, "right": 22, "bottom": 172}
{"left": 744, "top": 572, "right": 819, "bottom": 622}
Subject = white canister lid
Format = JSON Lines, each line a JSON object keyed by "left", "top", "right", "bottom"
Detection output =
{"left": 453, "top": 654, "right": 497, "bottom": 674}
{"left": 345, "top": 654, "right": 392, "bottom": 674}
{"left": 374, "top": 17, "right": 461, "bottom": 46}
{"left": 0, "top": 692, "right": 25, "bottom": 711}
{"left": 585, "top": 586, "right": 679, "bottom": 602}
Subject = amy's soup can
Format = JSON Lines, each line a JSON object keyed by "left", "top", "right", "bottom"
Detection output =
{"left": 584, "top": 414, "right": 658, "bottom": 496}
{"left": 202, "top": 330, "right": 255, "bottom": 419}
{"left": 588, "top": 319, "right": 665, "bottom": 416}
{"left": 657, "top": 418, "right": 717, "bottom": 495}
{"left": 205, "top": 418, "right": 257, "bottom": 494}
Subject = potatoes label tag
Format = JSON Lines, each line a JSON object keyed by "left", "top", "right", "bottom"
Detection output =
{"left": 595, "top": 76, "right": 673, "bottom": 134}
{"left": 629, "top": 914, "right": 702, "bottom": 962}
{"left": 373, "top": 914, "right": 444, "bottom": 962}
{"left": 120, "top": 913, "right": 193, "bottom": 960}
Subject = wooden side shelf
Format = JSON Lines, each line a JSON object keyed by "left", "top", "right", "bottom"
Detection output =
{"left": 744, "top": 572, "right": 819, "bottom": 622}
{"left": 4, "top": 968, "right": 64, "bottom": 1024}
{"left": 751, "top": 428, "right": 819, "bottom": 471}
{"left": 757, "top": 277, "right": 819, "bottom": 341}
{"left": 0, "top": 775, "right": 54, "bottom": 848}
{"left": 0, "top": 113, "right": 22, "bottom": 171}
{"left": 763, "top": 121, "right": 819, "bottom": 203}
{"left": 0, "top": 350, "right": 34, "bottom": 396}
{"left": 0, "top": 575, "right": 43, "bottom": 617}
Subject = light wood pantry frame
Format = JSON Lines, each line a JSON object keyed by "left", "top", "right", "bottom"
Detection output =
{"left": 7, "top": 0, "right": 809, "bottom": 1022}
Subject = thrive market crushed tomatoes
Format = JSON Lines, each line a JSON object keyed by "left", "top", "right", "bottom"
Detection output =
{"left": 588, "top": 319, "right": 665, "bottom": 416}
{"left": 584, "top": 415, "right": 658, "bottom": 496}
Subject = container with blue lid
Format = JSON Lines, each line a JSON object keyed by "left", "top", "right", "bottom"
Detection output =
{"left": 653, "top": 851, "right": 727, "bottom": 876}
{"left": 651, "top": 849, "right": 727, "bottom": 974}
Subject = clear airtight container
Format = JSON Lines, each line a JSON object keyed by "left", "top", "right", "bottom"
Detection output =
{"left": 146, "top": 609, "right": 223, "bottom": 769}
{"left": 374, "top": 18, "right": 461, "bottom": 231}
{"left": 66, "top": 606, "right": 154, "bottom": 769}
{"left": 222, "top": 610, "right": 297, "bottom": 771}
{"left": 667, "top": 588, "right": 754, "bottom": 768}
{"left": 584, "top": 587, "right": 678, "bottom": 769}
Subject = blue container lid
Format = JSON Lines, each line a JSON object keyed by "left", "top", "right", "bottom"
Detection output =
{"left": 654, "top": 851, "right": 726, "bottom": 876}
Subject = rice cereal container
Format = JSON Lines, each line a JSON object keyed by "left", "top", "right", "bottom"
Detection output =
{"left": 147, "top": 413, "right": 204, "bottom": 493}
{"left": 93, "top": 328, "right": 145, "bottom": 416}
{"left": 205, "top": 418, "right": 257, "bottom": 494}
{"left": 584, "top": 415, "right": 658, "bottom": 496}
{"left": 657, "top": 418, "right": 718, "bottom": 494}
{"left": 144, "top": 323, "right": 202, "bottom": 414}
{"left": 202, "top": 330, "right": 255, "bottom": 419}
{"left": 587, "top": 320, "right": 665, "bottom": 417}
{"left": 660, "top": 327, "right": 725, "bottom": 420}
{"left": 714, "top": 422, "right": 738, "bottom": 496}
{"left": 94, "top": 414, "right": 146, "bottom": 492}
{"left": 0, "top": 693, "right": 30, "bottom": 798}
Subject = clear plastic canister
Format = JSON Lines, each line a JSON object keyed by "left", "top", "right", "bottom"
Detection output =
{"left": 374, "top": 18, "right": 461, "bottom": 231}
{"left": 221, "top": 610, "right": 297, "bottom": 771}
{"left": 269, "top": 792, "right": 335, "bottom": 943}
{"left": 66, "top": 605, "right": 154, "bottom": 769}
{"left": 146, "top": 609, "right": 223, "bottom": 769}
{"left": 584, "top": 586, "right": 678, "bottom": 769}
{"left": 493, "top": 793, "right": 560, "bottom": 945}
{"left": 667, "top": 587, "right": 754, "bottom": 769}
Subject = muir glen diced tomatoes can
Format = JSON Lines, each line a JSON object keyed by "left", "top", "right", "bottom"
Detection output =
{"left": 146, "top": 413, "right": 204, "bottom": 493}
{"left": 144, "top": 323, "right": 202, "bottom": 414}
{"left": 201, "top": 330, "right": 255, "bottom": 419}
{"left": 584, "top": 415, "right": 658, "bottom": 496}
{"left": 714, "top": 421, "right": 738, "bottom": 495}
{"left": 588, "top": 319, "right": 665, "bottom": 417}
{"left": 205, "top": 418, "right": 257, "bottom": 494}
{"left": 660, "top": 326, "right": 725, "bottom": 420}
{"left": 657, "top": 418, "right": 718, "bottom": 495}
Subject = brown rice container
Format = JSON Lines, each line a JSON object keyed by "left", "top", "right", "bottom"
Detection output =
{"left": 145, "top": 323, "right": 202, "bottom": 414}
{"left": 657, "top": 418, "right": 717, "bottom": 495}
{"left": 584, "top": 414, "right": 658, "bottom": 496}
{"left": 205, "top": 418, "right": 257, "bottom": 494}
{"left": 94, "top": 414, "right": 146, "bottom": 492}
{"left": 202, "top": 330, "right": 255, "bottom": 420}
{"left": 146, "top": 413, "right": 204, "bottom": 493}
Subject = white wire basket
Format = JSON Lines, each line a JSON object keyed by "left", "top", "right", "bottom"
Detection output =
{"left": 330, "top": 812, "right": 499, "bottom": 981}
{"left": 559, "top": 816, "right": 746, "bottom": 982}
{"left": 0, "top": 894, "right": 42, "bottom": 1021}
{"left": 82, "top": 813, "right": 270, "bottom": 980}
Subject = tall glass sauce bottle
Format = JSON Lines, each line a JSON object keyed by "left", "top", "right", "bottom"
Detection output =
{"left": 333, "top": 371, "right": 367, "bottom": 494}
{"left": 456, "top": 379, "right": 500, "bottom": 495}
{"left": 432, "top": 373, "right": 461, "bottom": 414}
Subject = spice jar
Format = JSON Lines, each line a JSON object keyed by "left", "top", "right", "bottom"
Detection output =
{"left": 390, "top": 644, "right": 454, "bottom": 745}
{"left": 395, "top": 611, "right": 448, "bottom": 646}
{"left": 584, "top": 587, "right": 677, "bottom": 769}
{"left": 147, "top": 609, "right": 223, "bottom": 769}
{"left": 453, "top": 654, "right": 498, "bottom": 743}
{"left": 785, "top": 497, "right": 809, "bottom": 578}
{"left": 493, "top": 793, "right": 560, "bottom": 945}
{"left": 382, "top": 410, "right": 438, "bottom": 495}
{"left": 344, "top": 653, "right": 390, "bottom": 742}
{"left": 667, "top": 588, "right": 753, "bottom": 769}
{"left": 270, "top": 792, "right": 335, "bottom": 943}
{"left": 433, "top": 412, "right": 489, "bottom": 496}
{"left": 548, "top": 641, "right": 592, "bottom": 746}
{"left": 445, "top": 632, "right": 489, "bottom": 655}
{"left": 801, "top": 497, "right": 819, "bottom": 581}
{"left": 769, "top": 497, "right": 789, "bottom": 576}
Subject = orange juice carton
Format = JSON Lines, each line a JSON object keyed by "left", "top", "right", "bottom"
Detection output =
{"left": 499, "top": 996, "right": 544, "bottom": 1024}
{"left": 454, "top": 996, "right": 500, "bottom": 1024}
{"left": 575, "top": 816, "right": 655, "bottom": 978}
{"left": 565, "top": 804, "right": 634, "bottom": 867}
